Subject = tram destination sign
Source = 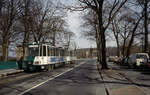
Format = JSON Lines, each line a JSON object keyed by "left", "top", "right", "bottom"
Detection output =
{"left": 28, "top": 45, "right": 39, "bottom": 48}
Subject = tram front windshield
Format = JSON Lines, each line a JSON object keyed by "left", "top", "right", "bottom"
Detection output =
{"left": 28, "top": 46, "right": 39, "bottom": 56}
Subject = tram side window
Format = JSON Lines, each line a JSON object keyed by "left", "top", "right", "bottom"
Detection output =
{"left": 58, "top": 48, "right": 61, "bottom": 56}
{"left": 43, "top": 46, "right": 46, "bottom": 56}
{"left": 59, "top": 48, "right": 61, "bottom": 56}
{"left": 65, "top": 51, "right": 68, "bottom": 56}
{"left": 65, "top": 50, "right": 68, "bottom": 56}
{"left": 58, "top": 49, "right": 60, "bottom": 56}
{"left": 55, "top": 48, "right": 57, "bottom": 56}
{"left": 57, "top": 48, "right": 59, "bottom": 56}
{"left": 50, "top": 47, "right": 52, "bottom": 56}
{"left": 70, "top": 51, "right": 73, "bottom": 56}
{"left": 67, "top": 51, "right": 69, "bottom": 56}
{"left": 62, "top": 49, "right": 65, "bottom": 56}
{"left": 50, "top": 48, "right": 54, "bottom": 56}
{"left": 61, "top": 49, "right": 63, "bottom": 56}
{"left": 59, "top": 49, "right": 62, "bottom": 56}
{"left": 49, "top": 47, "right": 53, "bottom": 56}
{"left": 28, "top": 47, "right": 39, "bottom": 56}
{"left": 63, "top": 49, "right": 66, "bottom": 56}
{"left": 60, "top": 49, "right": 63, "bottom": 56}
{"left": 48, "top": 47, "right": 50, "bottom": 56}
{"left": 40, "top": 45, "right": 42, "bottom": 56}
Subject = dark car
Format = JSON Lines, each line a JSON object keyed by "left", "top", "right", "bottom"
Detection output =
{"left": 120, "top": 57, "right": 128, "bottom": 66}
{"left": 146, "top": 59, "right": 150, "bottom": 68}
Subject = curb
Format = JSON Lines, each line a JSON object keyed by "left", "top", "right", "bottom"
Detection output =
{"left": 96, "top": 63, "right": 147, "bottom": 95}
{"left": 96, "top": 63, "right": 110, "bottom": 95}
{"left": 0, "top": 70, "right": 24, "bottom": 77}
{"left": 103, "top": 63, "right": 147, "bottom": 95}
{"left": 117, "top": 72, "right": 147, "bottom": 95}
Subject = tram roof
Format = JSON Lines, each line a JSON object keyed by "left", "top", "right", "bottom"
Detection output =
{"left": 27, "top": 42, "right": 66, "bottom": 49}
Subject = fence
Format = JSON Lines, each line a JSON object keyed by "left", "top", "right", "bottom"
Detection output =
{"left": 0, "top": 61, "right": 18, "bottom": 70}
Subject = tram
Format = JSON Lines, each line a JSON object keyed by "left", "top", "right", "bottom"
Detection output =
{"left": 22, "top": 42, "right": 76, "bottom": 72}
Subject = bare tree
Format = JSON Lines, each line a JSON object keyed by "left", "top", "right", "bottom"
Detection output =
{"left": 110, "top": 19, "right": 121, "bottom": 57}
{"left": 28, "top": 0, "right": 68, "bottom": 47}
{"left": 126, "top": 15, "right": 143, "bottom": 57}
{"left": 109, "top": 6, "right": 135, "bottom": 57}
{"left": 81, "top": 10, "right": 102, "bottom": 62}
{"left": 0, "top": 0, "right": 20, "bottom": 61}
{"left": 31, "top": 0, "right": 51, "bottom": 42}
{"left": 136, "top": 0, "right": 150, "bottom": 53}
{"left": 19, "top": 0, "right": 34, "bottom": 58}
{"left": 0, "top": 0, "right": 4, "bottom": 15}
{"left": 77, "top": 0, "right": 128, "bottom": 69}
{"left": 119, "top": 22, "right": 132, "bottom": 57}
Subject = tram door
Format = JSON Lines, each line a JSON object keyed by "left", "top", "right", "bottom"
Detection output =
{"left": 40, "top": 45, "right": 47, "bottom": 56}
{"left": 47, "top": 46, "right": 55, "bottom": 56}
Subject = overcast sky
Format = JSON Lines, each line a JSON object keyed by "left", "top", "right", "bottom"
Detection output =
{"left": 66, "top": 11, "right": 97, "bottom": 48}
{"left": 61, "top": 0, "right": 116, "bottom": 48}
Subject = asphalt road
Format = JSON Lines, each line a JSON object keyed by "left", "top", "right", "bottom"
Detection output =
{"left": 109, "top": 62, "right": 150, "bottom": 95}
{"left": 0, "top": 59, "right": 106, "bottom": 95}
{"left": 22, "top": 59, "right": 106, "bottom": 95}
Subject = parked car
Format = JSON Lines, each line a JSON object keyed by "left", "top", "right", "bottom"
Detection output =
{"left": 146, "top": 59, "right": 150, "bottom": 68}
{"left": 114, "top": 57, "right": 121, "bottom": 64}
{"left": 120, "top": 57, "right": 128, "bottom": 66}
{"left": 128, "top": 53, "right": 149, "bottom": 68}
{"left": 108, "top": 56, "right": 115, "bottom": 62}
{"left": 108, "top": 56, "right": 118, "bottom": 62}
{"left": 124, "top": 57, "right": 129, "bottom": 65}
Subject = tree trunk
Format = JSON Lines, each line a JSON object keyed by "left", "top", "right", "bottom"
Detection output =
{"left": 117, "top": 43, "right": 120, "bottom": 57}
{"left": 126, "top": 31, "right": 135, "bottom": 57}
{"left": 22, "top": 29, "right": 29, "bottom": 59}
{"left": 100, "top": 28, "right": 108, "bottom": 69}
{"left": 144, "top": 0, "right": 148, "bottom": 53}
{"left": 2, "top": 41, "right": 9, "bottom": 61}
{"left": 126, "top": 16, "right": 142, "bottom": 57}
{"left": 95, "top": 25, "right": 101, "bottom": 63}
{"left": 98, "top": 0, "right": 108, "bottom": 69}
{"left": 115, "top": 36, "right": 120, "bottom": 57}
{"left": 112, "top": 20, "right": 120, "bottom": 57}
{"left": 122, "top": 38, "right": 126, "bottom": 57}
{"left": 114, "top": 36, "right": 120, "bottom": 57}
{"left": 22, "top": 0, "right": 30, "bottom": 59}
{"left": 22, "top": 42, "right": 26, "bottom": 60}
{"left": 96, "top": 37, "right": 101, "bottom": 63}
{"left": 52, "top": 31, "right": 56, "bottom": 46}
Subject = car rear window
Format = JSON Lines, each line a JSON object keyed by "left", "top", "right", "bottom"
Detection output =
{"left": 136, "top": 54, "right": 147, "bottom": 59}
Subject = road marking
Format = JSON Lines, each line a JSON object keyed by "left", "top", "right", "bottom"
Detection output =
{"left": 18, "top": 61, "right": 86, "bottom": 95}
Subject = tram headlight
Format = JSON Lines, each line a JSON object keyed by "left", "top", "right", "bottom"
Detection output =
{"left": 34, "top": 61, "right": 40, "bottom": 65}
{"left": 28, "top": 62, "right": 32, "bottom": 64}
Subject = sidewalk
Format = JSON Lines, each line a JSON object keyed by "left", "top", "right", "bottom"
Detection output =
{"left": 97, "top": 63, "right": 146, "bottom": 95}
{"left": 0, "top": 69, "right": 24, "bottom": 77}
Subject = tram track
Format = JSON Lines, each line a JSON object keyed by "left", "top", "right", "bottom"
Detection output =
{"left": 0, "top": 72, "right": 41, "bottom": 84}
{"left": 0, "top": 60, "right": 84, "bottom": 85}
{"left": 0, "top": 60, "right": 87, "bottom": 95}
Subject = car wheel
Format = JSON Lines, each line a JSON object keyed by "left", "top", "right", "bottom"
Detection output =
{"left": 133, "top": 64, "right": 137, "bottom": 69}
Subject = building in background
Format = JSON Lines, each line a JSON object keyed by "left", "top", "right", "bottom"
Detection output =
{"left": 75, "top": 48, "right": 97, "bottom": 58}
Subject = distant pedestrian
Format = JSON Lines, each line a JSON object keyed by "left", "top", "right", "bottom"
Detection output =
{"left": 18, "top": 57, "right": 23, "bottom": 69}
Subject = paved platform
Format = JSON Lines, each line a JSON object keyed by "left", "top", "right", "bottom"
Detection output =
{"left": 0, "top": 69, "right": 24, "bottom": 77}
{"left": 97, "top": 63, "right": 146, "bottom": 95}
{"left": 110, "top": 85, "right": 146, "bottom": 95}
